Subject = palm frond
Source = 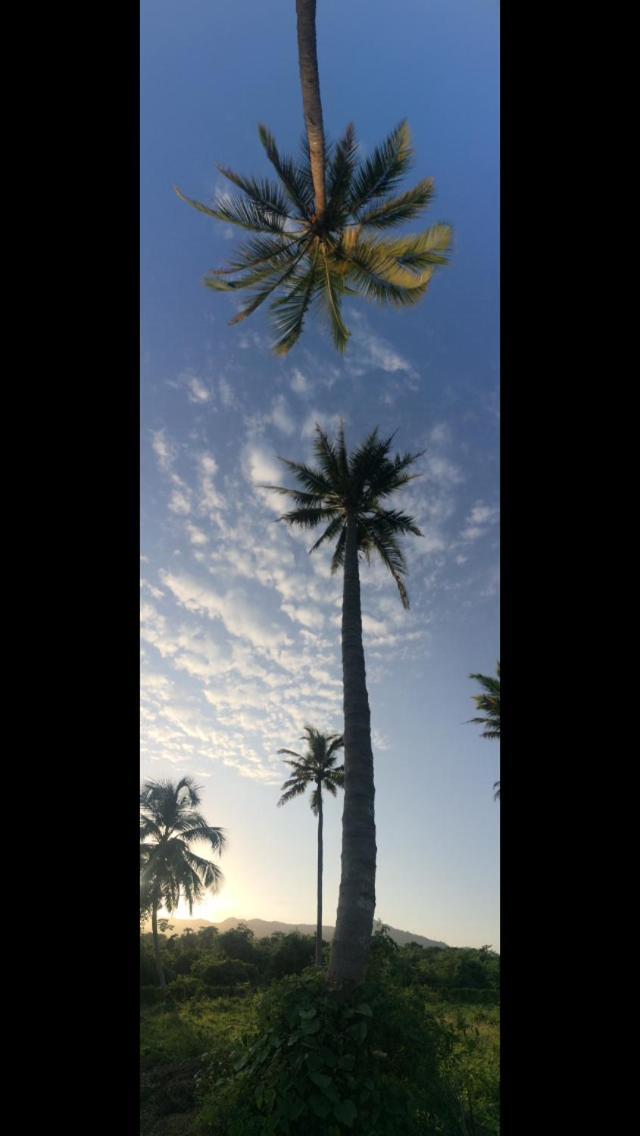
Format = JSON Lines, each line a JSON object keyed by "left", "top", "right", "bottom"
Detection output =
{"left": 175, "top": 186, "right": 288, "bottom": 235}
{"left": 271, "top": 247, "right": 322, "bottom": 355}
{"left": 349, "top": 121, "right": 413, "bottom": 213}
{"left": 321, "top": 251, "right": 350, "bottom": 352}
{"left": 356, "top": 178, "right": 435, "bottom": 230}
{"left": 258, "top": 124, "right": 315, "bottom": 215}
{"left": 308, "top": 514, "right": 344, "bottom": 553}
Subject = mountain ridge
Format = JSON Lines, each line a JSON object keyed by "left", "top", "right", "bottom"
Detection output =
{"left": 144, "top": 915, "right": 448, "bottom": 950}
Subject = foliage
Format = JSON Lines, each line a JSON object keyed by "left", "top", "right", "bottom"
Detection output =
{"left": 140, "top": 777, "right": 226, "bottom": 915}
{"left": 193, "top": 956, "right": 258, "bottom": 989}
{"left": 468, "top": 665, "right": 501, "bottom": 800}
{"left": 278, "top": 725, "right": 344, "bottom": 813}
{"left": 176, "top": 121, "right": 452, "bottom": 354}
{"left": 196, "top": 971, "right": 462, "bottom": 1135}
{"left": 266, "top": 424, "right": 423, "bottom": 608}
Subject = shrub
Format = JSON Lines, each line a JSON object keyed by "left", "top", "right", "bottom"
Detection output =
{"left": 169, "top": 975, "right": 207, "bottom": 1003}
{"left": 141, "top": 984, "right": 172, "bottom": 1007}
{"left": 197, "top": 970, "right": 462, "bottom": 1135}
{"left": 193, "top": 957, "right": 258, "bottom": 988}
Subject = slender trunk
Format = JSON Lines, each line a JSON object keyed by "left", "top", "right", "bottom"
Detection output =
{"left": 295, "top": 0, "right": 326, "bottom": 219}
{"left": 151, "top": 898, "right": 166, "bottom": 988}
{"left": 328, "top": 514, "right": 376, "bottom": 988}
{"left": 316, "top": 782, "right": 323, "bottom": 966}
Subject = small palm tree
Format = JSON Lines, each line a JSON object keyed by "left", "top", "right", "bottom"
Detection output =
{"left": 140, "top": 777, "right": 226, "bottom": 986}
{"left": 278, "top": 726, "right": 344, "bottom": 967}
{"left": 469, "top": 663, "right": 501, "bottom": 800}
{"left": 265, "top": 425, "right": 422, "bottom": 987}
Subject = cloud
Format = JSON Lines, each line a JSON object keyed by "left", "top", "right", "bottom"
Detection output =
{"left": 301, "top": 410, "right": 345, "bottom": 439}
{"left": 169, "top": 488, "right": 192, "bottom": 516}
{"left": 459, "top": 501, "right": 499, "bottom": 543}
{"left": 347, "top": 314, "right": 419, "bottom": 384}
{"left": 151, "top": 428, "right": 176, "bottom": 473}
{"left": 290, "top": 368, "right": 312, "bottom": 396}
{"left": 159, "top": 572, "right": 292, "bottom": 654}
{"left": 186, "top": 376, "right": 211, "bottom": 403}
{"left": 186, "top": 524, "right": 208, "bottom": 546}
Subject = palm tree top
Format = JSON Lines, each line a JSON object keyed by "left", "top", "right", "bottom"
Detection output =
{"left": 264, "top": 424, "right": 423, "bottom": 609}
{"left": 140, "top": 777, "right": 226, "bottom": 913}
{"left": 175, "top": 120, "right": 452, "bottom": 355}
{"left": 468, "top": 663, "right": 500, "bottom": 739}
{"left": 278, "top": 726, "right": 344, "bottom": 815}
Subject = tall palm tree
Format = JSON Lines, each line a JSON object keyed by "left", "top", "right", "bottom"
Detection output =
{"left": 175, "top": 0, "right": 452, "bottom": 354}
{"left": 469, "top": 663, "right": 501, "bottom": 800}
{"left": 278, "top": 725, "right": 344, "bottom": 967}
{"left": 140, "top": 777, "right": 226, "bottom": 987}
{"left": 295, "top": 0, "right": 326, "bottom": 221}
{"left": 265, "top": 425, "right": 423, "bottom": 987}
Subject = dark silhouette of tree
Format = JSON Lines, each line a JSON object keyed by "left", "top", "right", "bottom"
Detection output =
{"left": 469, "top": 663, "right": 501, "bottom": 800}
{"left": 140, "top": 777, "right": 226, "bottom": 986}
{"left": 265, "top": 425, "right": 422, "bottom": 987}
{"left": 278, "top": 725, "right": 344, "bottom": 966}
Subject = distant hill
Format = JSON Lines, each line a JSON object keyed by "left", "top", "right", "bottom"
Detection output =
{"left": 143, "top": 915, "right": 447, "bottom": 950}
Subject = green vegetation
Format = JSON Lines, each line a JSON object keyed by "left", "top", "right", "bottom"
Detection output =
{"left": 176, "top": 0, "right": 452, "bottom": 354}
{"left": 140, "top": 924, "right": 499, "bottom": 1136}
{"left": 278, "top": 726, "right": 344, "bottom": 965}
{"left": 469, "top": 664, "right": 501, "bottom": 799}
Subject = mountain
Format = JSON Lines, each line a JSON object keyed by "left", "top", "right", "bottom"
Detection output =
{"left": 144, "top": 915, "right": 447, "bottom": 950}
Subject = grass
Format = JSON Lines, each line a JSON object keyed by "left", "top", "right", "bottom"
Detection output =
{"left": 141, "top": 991, "right": 499, "bottom": 1136}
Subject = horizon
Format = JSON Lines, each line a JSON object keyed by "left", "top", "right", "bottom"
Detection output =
{"left": 141, "top": 0, "right": 499, "bottom": 951}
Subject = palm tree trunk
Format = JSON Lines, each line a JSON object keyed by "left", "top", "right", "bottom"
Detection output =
{"left": 316, "top": 782, "right": 323, "bottom": 966}
{"left": 151, "top": 898, "right": 166, "bottom": 988}
{"left": 295, "top": 0, "right": 326, "bottom": 219}
{"left": 328, "top": 513, "right": 376, "bottom": 988}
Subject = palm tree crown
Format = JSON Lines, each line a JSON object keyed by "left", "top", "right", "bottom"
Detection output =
{"left": 278, "top": 726, "right": 345, "bottom": 813}
{"left": 265, "top": 424, "right": 423, "bottom": 607}
{"left": 176, "top": 120, "right": 452, "bottom": 355}
{"left": 140, "top": 777, "right": 226, "bottom": 914}
{"left": 469, "top": 664, "right": 501, "bottom": 800}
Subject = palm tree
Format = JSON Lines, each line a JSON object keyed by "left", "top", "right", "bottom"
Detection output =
{"left": 469, "top": 663, "right": 501, "bottom": 800}
{"left": 277, "top": 725, "right": 344, "bottom": 966}
{"left": 175, "top": 0, "right": 452, "bottom": 354}
{"left": 140, "top": 777, "right": 226, "bottom": 987}
{"left": 265, "top": 425, "right": 423, "bottom": 987}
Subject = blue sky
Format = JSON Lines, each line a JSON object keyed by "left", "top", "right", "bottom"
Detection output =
{"left": 141, "top": 0, "right": 499, "bottom": 948}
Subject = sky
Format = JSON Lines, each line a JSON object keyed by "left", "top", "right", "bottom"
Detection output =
{"left": 141, "top": 0, "right": 499, "bottom": 949}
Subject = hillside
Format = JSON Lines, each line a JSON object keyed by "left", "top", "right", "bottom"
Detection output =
{"left": 144, "top": 914, "right": 448, "bottom": 950}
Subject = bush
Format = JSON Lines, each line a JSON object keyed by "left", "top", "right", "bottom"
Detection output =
{"left": 197, "top": 970, "right": 462, "bottom": 1135}
{"left": 193, "top": 957, "right": 258, "bottom": 988}
{"left": 141, "top": 985, "right": 172, "bottom": 1007}
{"left": 169, "top": 975, "right": 207, "bottom": 1003}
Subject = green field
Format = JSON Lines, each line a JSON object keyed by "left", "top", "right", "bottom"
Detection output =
{"left": 141, "top": 925, "right": 499, "bottom": 1135}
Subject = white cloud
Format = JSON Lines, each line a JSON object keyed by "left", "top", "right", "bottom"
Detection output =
{"left": 169, "top": 488, "right": 191, "bottom": 516}
{"left": 186, "top": 523, "right": 208, "bottom": 546}
{"left": 151, "top": 428, "right": 176, "bottom": 473}
{"left": 290, "top": 368, "right": 312, "bottom": 395}
{"left": 186, "top": 376, "right": 211, "bottom": 403}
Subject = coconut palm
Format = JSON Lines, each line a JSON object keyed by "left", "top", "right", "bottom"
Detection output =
{"left": 278, "top": 726, "right": 344, "bottom": 967}
{"left": 140, "top": 777, "right": 226, "bottom": 987}
{"left": 469, "top": 663, "right": 501, "bottom": 800}
{"left": 176, "top": 119, "right": 451, "bottom": 355}
{"left": 175, "top": 0, "right": 452, "bottom": 354}
{"left": 265, "top": 425, "right": 423, "bottom": 987}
